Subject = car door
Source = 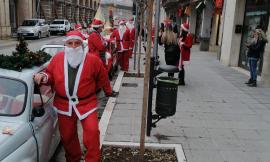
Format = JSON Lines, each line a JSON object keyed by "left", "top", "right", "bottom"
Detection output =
{"left": 40, "top": 20, "right": 46, "bottom": 37}
{"left": 30, "top": 83, "right": 59, "bottom": 161}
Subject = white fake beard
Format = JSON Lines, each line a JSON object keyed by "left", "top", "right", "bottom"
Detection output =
{"left": 119, "top": 25, "right": 126, "bottom": 35}
{"left": 65, "top": 46, "right": 84, "bottom": 68}
{"left": 126, "top": 22, "right": 134, "bottom": 30}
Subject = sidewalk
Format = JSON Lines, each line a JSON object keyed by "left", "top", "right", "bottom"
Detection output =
{"left": 104, "top": 45, "right": 270, "bottom": 162}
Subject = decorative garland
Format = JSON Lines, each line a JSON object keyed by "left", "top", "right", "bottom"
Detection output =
{"left": 0, "top": 38, "right": 51, "bottom": 71}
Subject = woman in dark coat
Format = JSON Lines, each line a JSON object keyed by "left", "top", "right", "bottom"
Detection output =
{"left": 159, "top": 21, "right": 180, "bottom": 77}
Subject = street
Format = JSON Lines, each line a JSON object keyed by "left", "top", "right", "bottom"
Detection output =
{"left": 0, "top": 36, "right": 65, "bottom": 56}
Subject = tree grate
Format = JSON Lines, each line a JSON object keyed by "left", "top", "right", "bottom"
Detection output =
{"left": 121, "top": 83, "right": 138, "bottom": 87}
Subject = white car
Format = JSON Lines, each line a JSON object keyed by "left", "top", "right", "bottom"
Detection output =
{"left": 17, "top": 19, "right": 50, "bottom": 39}
{"left": 49, "top": 19, "right": 71, "bottom": 35}
{"left": 0, "top": 65, "right": 60, "bottom": 162}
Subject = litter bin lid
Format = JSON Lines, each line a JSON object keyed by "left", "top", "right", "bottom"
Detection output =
{"left": 157, "top": 76, "right": 179, "bottom": 85}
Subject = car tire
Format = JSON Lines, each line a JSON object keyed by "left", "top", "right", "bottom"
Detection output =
{"left": 46, "top": 31, "right": 50, "bottom": 37}
{"left": 37, "top": 32, "right": 41, "bottom": 39}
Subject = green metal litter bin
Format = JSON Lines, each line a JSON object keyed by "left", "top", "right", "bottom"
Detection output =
{"left": 155, "top": 76, "right": 178, "bottom": 117}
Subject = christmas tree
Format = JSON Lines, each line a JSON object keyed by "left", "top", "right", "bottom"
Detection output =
{"left": 0, "top": 38, "right": 51, "bottom": 71}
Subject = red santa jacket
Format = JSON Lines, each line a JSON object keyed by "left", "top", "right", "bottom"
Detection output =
{"left": 129, "top": 28, "right": 135, "bottom": 49}
{"left": 43, "top": 51, "right": 112, "bottom": 120}
{"left": 179, "top": 33, "right": 193, "bottom": 65}
{"left": 110, "top": 27, "right": 130, "bottom": 52}
{"left": 88, "top": 30, "right": 107, "bottom": 58}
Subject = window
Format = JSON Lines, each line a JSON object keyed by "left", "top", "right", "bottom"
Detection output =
{"left": 33, "top": 84, "right": 54, "bottom": 108}
{"left": 0, "top": 77, "right": 27, "bottom": 116}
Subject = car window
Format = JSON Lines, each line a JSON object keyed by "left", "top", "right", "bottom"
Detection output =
{"left": 52, "top": 21, "right": 64, "bottom": 24}
{"left": 65, "top": 21, "right": 68, "bottom": 25}
{"left": 0, "top": 77, "right": 27, "bottom": 116}
{"left": 42, "top": 47, "right": 64, "bottom": 56}
{"left": 33, "top": 84, "right": 54, "bottom": 108}
{"left": 22, "top": 20, "right": 38, "bottom": 26}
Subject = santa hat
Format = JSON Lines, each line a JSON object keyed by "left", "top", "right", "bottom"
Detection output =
{"left": 75, "top": 24, "right": 82, "bottom": 30}
{"left": 63, "top": 30, "right": 84, "bottom": 42}
{"left": 181, "top": 22, "right": 189, "bottom": 32}
{"left": 91, "top": 18, "right": 104, "bottom": 28}
{"left": 119, "top": 19, "right": 126, "bottom": 25}
{"left": 129, "top": 18, "right": 134, "bottom": 22}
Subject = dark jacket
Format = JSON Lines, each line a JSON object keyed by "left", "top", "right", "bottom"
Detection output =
{"left": 247, "top": 39, "right": 266, "bottom": 59}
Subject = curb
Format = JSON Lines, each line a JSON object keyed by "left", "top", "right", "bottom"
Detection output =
{"left": 99, "top": 71, "right": 125, "bottom": 147}
{"left": 102, "top": 141, "right": 187, "bottom": 162}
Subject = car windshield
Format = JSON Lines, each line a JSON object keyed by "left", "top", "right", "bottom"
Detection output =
{"left": 0, "top": 77, "right": 27, "bottom": 116}
{"left": 42, "top": 47, "right": 64, "bottom": 56}
{"left": 22, "top": 20, "right": 38, "bottom": 26}
{"left": 52, "top": 21, "right": 64, "bottom": 24}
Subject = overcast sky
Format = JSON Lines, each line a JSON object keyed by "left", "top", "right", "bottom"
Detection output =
{"left": 100, "top": 0, "right": 133, "bottom": 6}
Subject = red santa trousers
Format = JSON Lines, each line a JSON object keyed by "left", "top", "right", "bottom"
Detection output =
{"left": 118, "top": 50, "right": 129, "bottom": 71}
{"left": 58, "top": 111, "right": 100, "bottom": 162}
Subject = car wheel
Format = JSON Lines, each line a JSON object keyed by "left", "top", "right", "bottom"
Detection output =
{"left": 37, "top": 32, "right": 41, "bottom": 39}
{"left": 46, "top": 31, "right": 50, "bottom": 37}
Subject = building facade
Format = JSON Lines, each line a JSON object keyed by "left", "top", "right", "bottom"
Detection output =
{"left": 162, "top": 0, "right": 270, "bottom": 86}
{"left": 100, "top": 0, "right": 133, "bottom": 27}
{"left": 0, "top": 0, "right": 100, "bottom": 39}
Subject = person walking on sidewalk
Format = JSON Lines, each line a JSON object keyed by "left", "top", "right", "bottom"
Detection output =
{"left": 33, "top": 30, "right": 116, "bottom": 162}
{"left": 178, "top": 21, "right": 193, "bottom": 85}
{"left": 159, "top": 19, "right": 180, "bottom": 77}
{"left": 110, "top": 19, "right": 130, "bottom": 71}
{"left": 245, "top": 28, "right": 268, "bottom": 87}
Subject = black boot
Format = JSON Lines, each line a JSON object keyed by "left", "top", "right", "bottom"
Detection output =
{"left": 245, "top": 78, "right": 252, "bottom": 84}
{"left": 248, "top": 80, "right": 257, "bottom": 87}
{"left": 178, "top": 66, "right": 185, "bottom": 86}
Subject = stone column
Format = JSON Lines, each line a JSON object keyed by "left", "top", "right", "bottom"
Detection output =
{"left": 0, "top": 0, "right": 11, "bottom": 39}
{"left": 17, "top": 0, "right": 33, "bottom": 26}
{"left": 261, "top": 17, "right": 270, "bottom": 87}
{"left": 209, "top": 14, "right": 219, "bottom": 52}
{"left": 220, "top": 0, "right": 245, "bottom": 66}
{"left": 199, "top": 2, "right": 213, "bottom": 51}
{"left": 189, "top": 4, "right": 196, "bottom": 42}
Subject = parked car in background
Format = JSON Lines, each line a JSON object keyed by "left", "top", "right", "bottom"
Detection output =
{"left": 49, "top": 19, "right": 71, "bottom": 35}
{"left": 0, "top": 65, "right": 60, "bottom": 162}
{"left": 17, "top": 19, "right": 50, "bottom": 39}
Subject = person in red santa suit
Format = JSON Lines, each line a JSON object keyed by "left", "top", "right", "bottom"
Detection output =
{"left": 33, "top": 30, "right": 116, "bottom": 162}
{"left": 88, "top": 19, "right": 108, "bottom": 65}
{"left": 178, "top": 21, "right": 193, "bottom": 85}
{"left": 110, "top": 19, "right": 130, "bottom": 71}
{"left": 126, "top": 18, "right": 135, "bottom": 58}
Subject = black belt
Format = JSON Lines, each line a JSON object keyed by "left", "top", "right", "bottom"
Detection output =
{"left": 56, "top": 93, "right": 94, "bottom": 102}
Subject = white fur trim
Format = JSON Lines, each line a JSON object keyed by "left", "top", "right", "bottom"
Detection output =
{"left": 181, "top": 24, "right": 189, "bottom": 32}
{"left": 92, "top": 24, "right": 103, "bottom": 28}
{"left": 63, "top": 48, "right": 87, "bottom": 117}
{"left": 73, "top": 107, "right": 97, "bottom": 120}
{"left": 63, "top": 35, "right": 83, "bottom": 42}
{"left": 53, "top": 106, "right": 72, "bottom": 116}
